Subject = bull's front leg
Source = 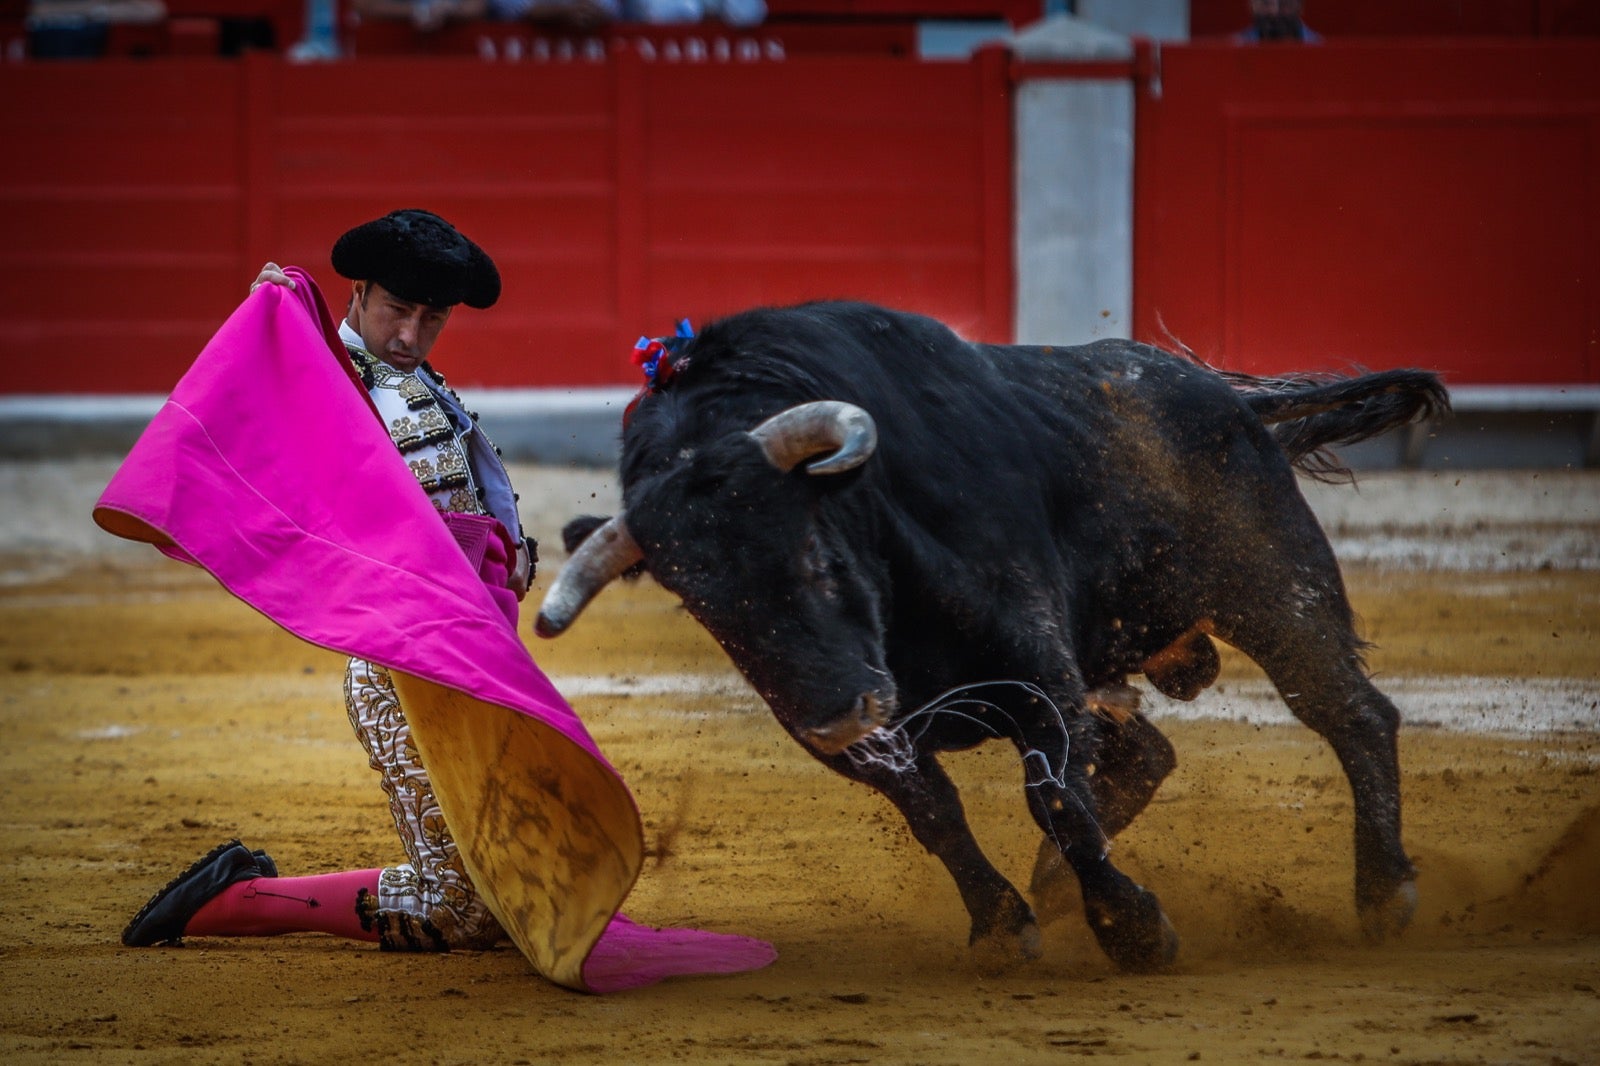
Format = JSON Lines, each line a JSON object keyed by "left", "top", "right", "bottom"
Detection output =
{"left": 1017, "top": 718, "right": 1180, "bottom": 974}
{"left": 1028, "top": 707, "right": 1177, "bottom": 926}
{"left": 826, "top": 751, "right": 1041, "bottom": 971}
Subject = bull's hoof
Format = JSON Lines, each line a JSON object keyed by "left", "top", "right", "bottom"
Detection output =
{"left": 1086, "top": 888, "right": 1180, "bottom": 973}
{"left": 969, "top": 920, "right": 1043, "bottom": 975}
{"left": 1358, "top": 879, "right": 1417, "bottom": 943}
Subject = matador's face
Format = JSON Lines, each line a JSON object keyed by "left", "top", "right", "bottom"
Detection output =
{"left": 350, "top": 281, "right": 452, "bottom": 373}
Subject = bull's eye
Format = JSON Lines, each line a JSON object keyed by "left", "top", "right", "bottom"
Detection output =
{"left": 800, "top": 533, "right": 839, "bottom": 600}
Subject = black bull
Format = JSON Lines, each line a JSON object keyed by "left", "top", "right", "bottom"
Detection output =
{"left": 536, "top": 300, "right": 1448, "bottom": 973}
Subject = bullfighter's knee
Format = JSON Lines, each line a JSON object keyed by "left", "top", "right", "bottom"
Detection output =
{"left": 358, "top": 892, "right": 503, "bottom": 952}
{"left": 359, "top": 866, "right": 504, "bottom": 952}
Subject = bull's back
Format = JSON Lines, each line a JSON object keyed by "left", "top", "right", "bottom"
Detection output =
{"left": 980, "top": 338, "right": 1338, "bottom": 621}
{"left": 981, "top": 338, "right": 1293, "bottom": 509}
{"left": 770, "top": 306, "right": 1305, "bottom": 533}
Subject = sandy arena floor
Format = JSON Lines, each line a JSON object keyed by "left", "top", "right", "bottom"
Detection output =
{"left": 1, "top": 461, "right": 1597, "bottom": 1065}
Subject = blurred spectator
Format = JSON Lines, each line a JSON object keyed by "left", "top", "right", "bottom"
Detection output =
{"left": 352, "top": 0, "right": 766, "bottom": 32}
{"left": 26, "top": 0, "right": 163, "bottom": 57}
{"left": 352, "top": 0, "right": 704, "bottom": 32}
{"left": 494, "top": 0, "right": 767, "bottom": 30}
{"left": 350, "top": 0, "right": 485, "bottom": 33}
{"left": 494, "top": 0, "right": 619, "bottom": 31}
{"left": 1235, "top": 0, "right": 1321, "bottom": 43}
{"left": 646, "top": 0, "right": 765, "bottom": 26}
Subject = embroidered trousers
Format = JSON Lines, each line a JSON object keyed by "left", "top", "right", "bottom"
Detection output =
{"left": 344, "top": 657, "right": 504, "bottom": 950}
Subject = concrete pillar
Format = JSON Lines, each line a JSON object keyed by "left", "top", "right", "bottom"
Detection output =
{"left": 1012, "top": 16, "right": 1135, "bottom": 345}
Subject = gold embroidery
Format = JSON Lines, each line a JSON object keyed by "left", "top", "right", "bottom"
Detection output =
{"left": 436, "top": 442, "right": 467, "bottom": 475}
{"left": 399, "top": 376, "right": 433, "bottom": 410}
{"left": 417, "top": 408, "right": 449, "bottom": 435}
{"left": 390, "top": 411, "right": 452, "bottom": 452}
{"left": 349, "top": 342, "right": 485, "bottom": 514}
{"left": 345, "top": 659, "right": 503, "bottom": 950}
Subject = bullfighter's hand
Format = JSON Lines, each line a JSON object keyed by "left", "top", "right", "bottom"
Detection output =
{"left": 509, "top": 538, "right": 534, "bottom": 601}
{"left": 250, "top": 262, "right": 295, "bottom": 293}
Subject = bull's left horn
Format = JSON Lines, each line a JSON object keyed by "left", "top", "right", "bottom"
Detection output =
{"left": 535, "top": 515, "right": 644, "bottom": 638}
{"left": 749, "top": 401, "right": 878, "bottom": 475}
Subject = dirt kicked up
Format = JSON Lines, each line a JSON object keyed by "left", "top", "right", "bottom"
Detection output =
{"left": 1, "top": 462, "right": 1597, "bottom": 1065}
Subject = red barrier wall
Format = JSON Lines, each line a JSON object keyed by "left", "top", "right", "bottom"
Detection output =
{"left": 0, "top": 48, "right": 1011, "bottom": 393}
{"left": 1132, "top": 40, "right": 1600, "bottom": 384}
{"left": 7, "top": 37, "right": 1596, "bottom": 394}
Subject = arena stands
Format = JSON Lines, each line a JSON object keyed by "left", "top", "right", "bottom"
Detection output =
{"left": 8, "top": 0, "right": 1598, "bottom": 64}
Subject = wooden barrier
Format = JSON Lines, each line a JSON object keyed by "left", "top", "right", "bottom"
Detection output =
{"left": 0, "top": 46, "right": 1012, "bottom": 391}
{"left": 4, "top": 34, "right": 1597, "bottom": 395}
{"left": 1131, "top": 39, "right": 1600, "bottom": 384}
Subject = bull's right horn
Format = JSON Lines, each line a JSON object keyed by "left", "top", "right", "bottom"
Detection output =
{"left": 534, "top": 514, "right": 644, "bottom": 638}
{"left": 749, "top": 401, "right": 878, "bottom": 476}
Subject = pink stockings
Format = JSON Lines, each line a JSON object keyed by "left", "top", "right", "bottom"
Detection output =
{"left": 184, "top": 657, "right": 504, "bottom": 951}
{"left": 185, "top": 869, "right": 381, "bottom": 941}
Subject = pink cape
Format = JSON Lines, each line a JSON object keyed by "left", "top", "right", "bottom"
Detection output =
{"left": 92, "top": 268, "right": 774, "bottom": 993}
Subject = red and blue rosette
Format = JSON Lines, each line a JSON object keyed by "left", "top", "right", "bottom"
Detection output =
{"left": 625, "top": 318, "right": 695, "bottom": 427}
{"left": 631, "top": 318, "right": 696, "bottom": 390}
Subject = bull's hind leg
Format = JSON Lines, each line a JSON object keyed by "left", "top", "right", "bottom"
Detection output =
{"left": 1230, "top": 617, "right": 1418, "bottom": 941}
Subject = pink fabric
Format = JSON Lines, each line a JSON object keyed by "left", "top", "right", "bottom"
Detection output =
{"left": 98, "top": 272, "right": 601, "bottom": 762}
{"left": 442, "top": 512, "right": 519, "bottom": 628}
{"left": 93, "top": 269, "right": 773, "bottom": 991}
{"left": 584, "top": 915, "right": 778, "bottom": 994}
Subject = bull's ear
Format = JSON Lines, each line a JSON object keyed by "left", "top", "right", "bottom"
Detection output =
{"left": 560, "top": 514, "right": 647, "bottom": 580}
{"left": 561, "top": 514, "right": 610, "bottom": 554}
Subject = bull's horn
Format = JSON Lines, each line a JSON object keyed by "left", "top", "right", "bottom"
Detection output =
{"left": 749, "top": 401, "right": 878, "bottom": 475}
{"left": 534, "top": 515, "right": 644, "bottom": 638}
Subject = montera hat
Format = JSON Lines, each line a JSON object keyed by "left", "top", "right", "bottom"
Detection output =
{"left": 331, "top": 209, "right": 501, "bottom": 309}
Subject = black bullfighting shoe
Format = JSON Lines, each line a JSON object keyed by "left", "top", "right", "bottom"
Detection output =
{"left": 121, "top": 839, "right": 276, "bottom": 947}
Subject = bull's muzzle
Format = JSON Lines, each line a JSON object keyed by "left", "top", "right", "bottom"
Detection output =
{"left": 802, "top": 692, "right": 889, "bottom": 755}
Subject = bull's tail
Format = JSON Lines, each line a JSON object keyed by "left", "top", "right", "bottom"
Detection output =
{"left": 1226, "top": 368, "right": 1451, "bottom": 481}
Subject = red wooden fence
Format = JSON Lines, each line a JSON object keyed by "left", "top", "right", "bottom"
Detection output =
{"left": 4, "top": 35, "right": 1597, "bottom": 395}
{"left": 1, "top": 46, "right": 1012, "bottom": 392}
{"left": 1131, "top": 39, "right": 1600, "bottom": 383}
